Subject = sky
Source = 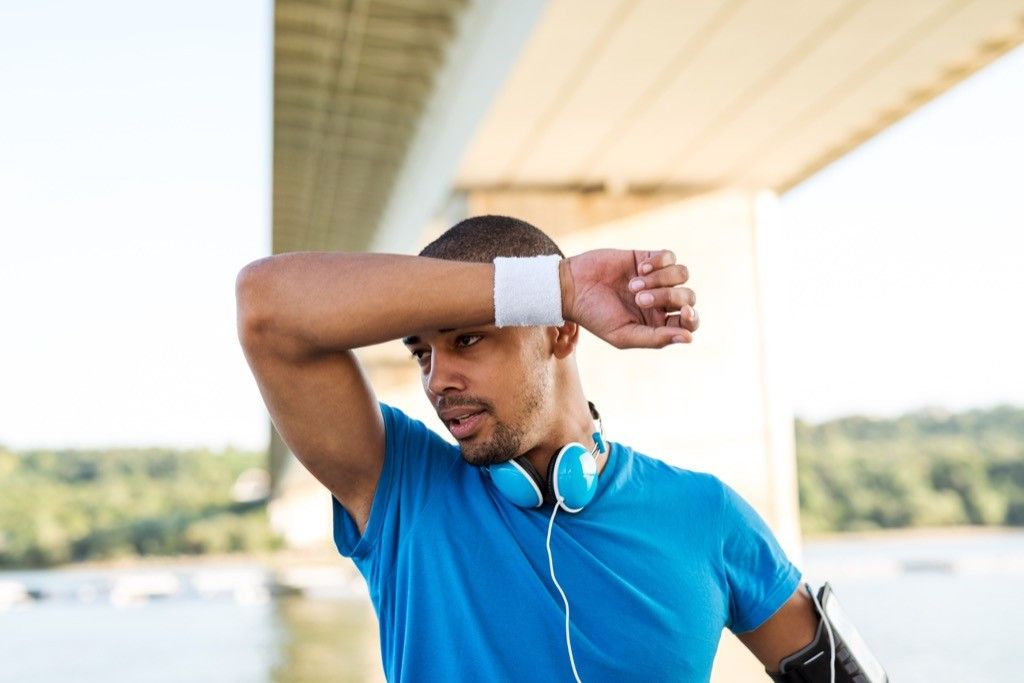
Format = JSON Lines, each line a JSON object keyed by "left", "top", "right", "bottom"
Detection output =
{"left": 780, "top": 42, "right": 1024, "bottom": 421}
{"left": 0, "top": 1, "right": 272, "bottom": 451}
{"left": 1, "top": 2, "right": 1022, "bottom": 450}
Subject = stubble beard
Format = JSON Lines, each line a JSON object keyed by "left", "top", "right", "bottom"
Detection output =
{"left": 460, "top": 368, "right": 549, "bottom": 468}
{"left": 461, "top": 418, "right": 527, "bottom": 467}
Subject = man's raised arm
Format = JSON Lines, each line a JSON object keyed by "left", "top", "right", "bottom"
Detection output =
{"left": 234, "top": 250, "right": 696, "bottom": 534}
{"left": 236, "top": 253, "right": 501, "bottom": 357}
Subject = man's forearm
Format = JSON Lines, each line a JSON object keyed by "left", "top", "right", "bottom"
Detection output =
{"left": 235, "top": 252, "right": 532, "bottom": 355}
{"left": 237, "top": 247, "right": 693, "bottom": 355}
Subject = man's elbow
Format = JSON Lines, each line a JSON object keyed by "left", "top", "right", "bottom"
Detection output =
{"left": 235, "top": 261, "right": 275, "bottom": 349}
{"left": 234, "top": 260, "right": 323, "bottom": 362}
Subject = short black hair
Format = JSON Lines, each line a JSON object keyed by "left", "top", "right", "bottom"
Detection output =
{"left": 419, "top": 214, "right": 564, "bottom": 262}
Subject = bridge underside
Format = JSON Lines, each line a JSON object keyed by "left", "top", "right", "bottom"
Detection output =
{"left": 269, "top": 0, "right": 1024, "bottom": 499}
{"left": 274, "top": 0, "right": 1024, "bottom": 259}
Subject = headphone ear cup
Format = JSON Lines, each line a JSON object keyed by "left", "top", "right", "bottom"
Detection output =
{"left": 485, "top": 457, "right": 546, "bottom": 508}
{"left": 550, "top": 443, "right": 599, "bottom": 513}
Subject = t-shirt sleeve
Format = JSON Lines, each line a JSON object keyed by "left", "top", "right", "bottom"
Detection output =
{"left": 717, "top": 477, "right": 803, "bottom": 634}
{"left": 331, "top": 401, "right": 459, "bottom": 580}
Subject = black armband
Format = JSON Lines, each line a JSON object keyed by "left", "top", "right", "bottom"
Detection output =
{"left": 767, "top": 582, "right": 889, "bottom": 683}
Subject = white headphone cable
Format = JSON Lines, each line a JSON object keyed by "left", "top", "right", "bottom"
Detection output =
{"left": 546, "top": 500, "right": 582, "bottom": 683}
{"left": 544, "top": 419, "right": 602, "bottom": 683}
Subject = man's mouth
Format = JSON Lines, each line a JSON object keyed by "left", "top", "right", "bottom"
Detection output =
{"left": 446, "top": 410, "right": 486, "bottom": 439}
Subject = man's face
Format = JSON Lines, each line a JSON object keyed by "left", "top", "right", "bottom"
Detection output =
{"left": 402, "top": 325, "right": 552, "bottom": 466}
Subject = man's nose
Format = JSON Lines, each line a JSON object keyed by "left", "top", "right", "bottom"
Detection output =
{"left": 426, "top": 350, "right": 467, "bottom": 396}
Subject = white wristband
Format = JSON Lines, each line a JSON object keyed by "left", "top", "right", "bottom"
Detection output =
{"left": 493, "top": 254, "right": 565, "bottom": 327}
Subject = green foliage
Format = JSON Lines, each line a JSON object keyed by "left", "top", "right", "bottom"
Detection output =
{"left": 0, "top": 446, "right": 283, "bottom": 569}
{"left": 796, "top": 404, "right": 1024, "bottom": 533}
{"left": 4, "top": 404, "right": 1020, "bottom": 566}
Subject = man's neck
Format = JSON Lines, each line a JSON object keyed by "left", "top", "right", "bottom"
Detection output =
{"left": 520, "top": 399, "right": 608, "bottom": 487}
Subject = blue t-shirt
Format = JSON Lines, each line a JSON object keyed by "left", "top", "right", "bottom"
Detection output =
{"left": 332, "top": 402, "right": 802, "bottom": 682}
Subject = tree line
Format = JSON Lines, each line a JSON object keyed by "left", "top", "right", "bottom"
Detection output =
{"left": 0, "top": 446, "right": 281, "bottom": 569}
{"left": 796, "top": 404, "right": 1024, "bottom": 533}
{"left": 1, "top": 403, "right": 1021, "bottom": 568}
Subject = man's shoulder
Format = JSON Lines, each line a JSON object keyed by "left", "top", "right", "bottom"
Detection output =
{"left": 614, "top": 442, "right": 726, "bottom": 501}
{"left": 619, "top": 443, "right": 721, "bottom": 481}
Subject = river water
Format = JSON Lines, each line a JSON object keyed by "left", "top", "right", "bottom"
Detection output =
{"left": 1, "top": 529, "right": 1021, "bottom": 682}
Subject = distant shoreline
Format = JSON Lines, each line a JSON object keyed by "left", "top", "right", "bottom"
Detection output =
{"left": 6, "top": 525, "right": 1023, "bottom": 574}
{"left": 1, "top": 546, "right": 342, "bottom": 574}
{"left": 802, "top": 524, "right": 1024, "bottom": 543}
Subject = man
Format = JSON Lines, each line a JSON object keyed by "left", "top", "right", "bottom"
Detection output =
{"left": 236, "top": 215, "right": 821, "bottom": 681}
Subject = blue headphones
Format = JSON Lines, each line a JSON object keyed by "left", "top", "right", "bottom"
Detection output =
{"left": 484, "top": 401, "right": 607, "bottom": 513}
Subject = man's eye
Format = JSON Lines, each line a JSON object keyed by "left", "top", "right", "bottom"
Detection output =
{"left": 410, "top": 349, "right": 429, "bottom": 361}
{"left": 456, "top": 335, "right": 482, "bottom": 348}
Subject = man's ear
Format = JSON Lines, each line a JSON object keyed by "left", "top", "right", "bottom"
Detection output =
{"left": 549, "top": 321, "right": 580, "bottom": 359}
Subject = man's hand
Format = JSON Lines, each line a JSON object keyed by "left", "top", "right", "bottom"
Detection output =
{"left": 561, "top": 248, "right": 699, "bottom": 349}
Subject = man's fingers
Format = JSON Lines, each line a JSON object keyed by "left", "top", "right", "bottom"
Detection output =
{"left": 667, "top": 307, "right": 700, "bottom": 332}
{"left": 634, "top": 286, "right": 696, "bottom": 311}
{"left": 684, "top": 307, "right": 699, "bottom": 332}
{"left": 637, "top": 249, "right": 676, "bottom": 275}
{"left": 609, "top": 324, "right": 692, "bottom": 349}
{"left": 628, "top": 264, "right": 689, "bottom": 292}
